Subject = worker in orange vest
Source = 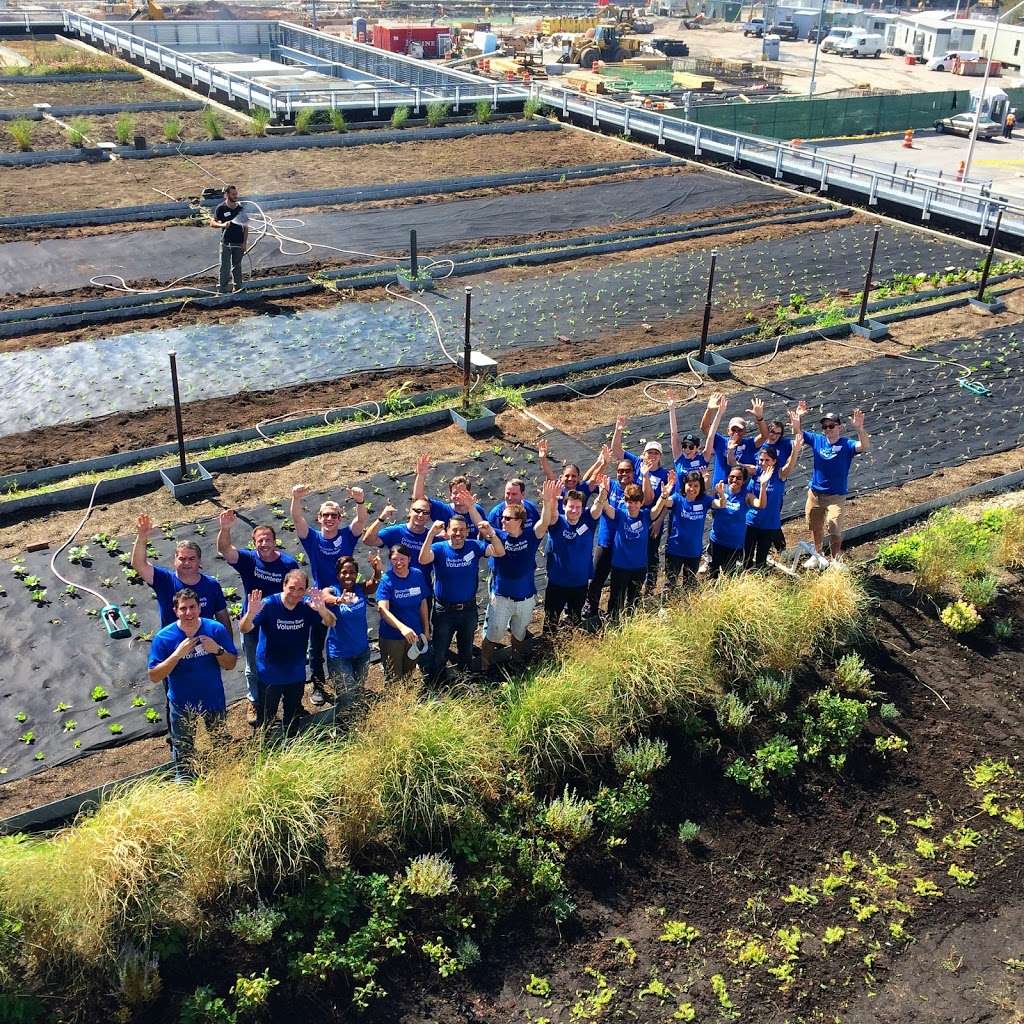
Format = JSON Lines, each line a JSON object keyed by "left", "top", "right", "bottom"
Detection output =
{"left": 1004, "top": 109, "right": 1016, "bottom": 139}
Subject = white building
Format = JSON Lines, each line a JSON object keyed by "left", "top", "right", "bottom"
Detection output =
{"left": 889, "top": 11, "right": 975, "bottom": 62}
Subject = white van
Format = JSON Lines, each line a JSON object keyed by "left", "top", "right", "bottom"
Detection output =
{"left": 926, "top": 50, "right": 981, "bottom": 71}
{"left": 836, "top": 32, "right": 884, "bottom": 58}
{"left": 820, "top": 27, "right": 854, "bottom": 53}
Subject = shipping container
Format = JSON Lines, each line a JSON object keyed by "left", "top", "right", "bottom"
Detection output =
{"left": 371, "top": 23, "right": 453, "bottom": 58}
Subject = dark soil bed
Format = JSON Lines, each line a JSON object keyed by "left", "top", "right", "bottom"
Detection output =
{"left": 0, "top": 78, "right": 185, "bottom": 110}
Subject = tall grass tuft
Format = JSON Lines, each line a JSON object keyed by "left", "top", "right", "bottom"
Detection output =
{"left": 7, "top": 118, "right": 33, "bottom": 151}
{"left": 114, "top": 112, "right": 135, "bottom": 145}
{"left": 163, "top": 116, "right": 182, "bottom": 142}
{"left": 328, "top": 108, "right": 348, "bottom": 133}
{"left": 797, "top": 568, "right": 867, "bottom": 655}
{"left": 201, "top": 107, "right": 222, "bottom": 141}
{"left": 294, "top": 107, "right": 315, "bottom": 134}
{"left": 66, "top": 116, "right": 91, "bottom": 147}
{"left": 390, "top": 105, "right": 410, "bottom": 129}
{"left": 474, "top": 99, "right": 493, "bottom": 124}
{"left": 426, "top": 100, "right": 449, "bottom": 127}
{"left": 249, "top": 107, "right": 271, "bottom": 136}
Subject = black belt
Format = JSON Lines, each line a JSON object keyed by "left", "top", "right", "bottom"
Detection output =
{"left": 436, "top": 600, "right": 475, "bottom": 611}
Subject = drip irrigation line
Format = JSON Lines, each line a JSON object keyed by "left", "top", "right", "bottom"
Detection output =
{"left": 47, "top": 480, "right": 108, "bottom": 608}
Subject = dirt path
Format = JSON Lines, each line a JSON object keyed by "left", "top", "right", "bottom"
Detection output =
{"left": 0, "top": 127, "right": 650, "bottom": 216}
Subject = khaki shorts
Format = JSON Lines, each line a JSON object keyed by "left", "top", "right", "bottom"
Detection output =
{"left": 805, "top": 490, "right": 846, "bottom": 539}
{"left": 483, "top": 593, "right": 536, "bottom": 643}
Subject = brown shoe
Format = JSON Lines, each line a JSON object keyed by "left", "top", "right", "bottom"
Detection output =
{"left": 246, "top": 701, "right": 258, "bottom": 727}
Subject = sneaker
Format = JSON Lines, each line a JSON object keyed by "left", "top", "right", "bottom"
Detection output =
{"left": 802, "top": 552, "right": 825, "bottom": 570}
{"left": 246, "top": 701, "right": 258, "bottom": 727}
{"left": 310, "top": 685, "right": 326, "bottom": 707}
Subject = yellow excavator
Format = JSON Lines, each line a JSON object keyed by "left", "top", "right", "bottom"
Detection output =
{"left": 564, "top": 25, "right": 626, "bottom": 68}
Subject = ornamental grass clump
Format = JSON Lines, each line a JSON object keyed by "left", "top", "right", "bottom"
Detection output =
{"left": 404, "top": 854, "right": 456, "bottom": 897}
{"left": 543, "top": 787, "right": 594, "bottom": 848}
{"left": 612, "top": 737, "right": 669, "bottom": 779}
{"left": 7, "top": 118, "right": 33, "bottom": 151}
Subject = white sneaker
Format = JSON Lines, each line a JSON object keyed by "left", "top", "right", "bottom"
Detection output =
{"left": 802, "top": 552, "right": 823, "bottom": 570}
{"left": 817, "top": 554, "right": 831, "bottom": 569}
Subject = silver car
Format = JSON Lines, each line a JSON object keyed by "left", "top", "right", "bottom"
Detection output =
{"left": 934, "top": 113, "right": 1002, "bottom": 139}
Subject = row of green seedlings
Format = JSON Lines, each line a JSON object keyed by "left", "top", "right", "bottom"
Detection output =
{"left": 877, "top": 503, "right": 1024, "bottom": 636}
{"left": 4, "top": 108, "right": 222, "bottom": 152}
{"left": 0, "top": 571, "right": 874, "bottom": 1020}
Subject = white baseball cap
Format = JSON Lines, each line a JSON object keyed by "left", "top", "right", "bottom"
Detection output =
{"left": 643, "top": 440, "right": 663, "bottom": 454}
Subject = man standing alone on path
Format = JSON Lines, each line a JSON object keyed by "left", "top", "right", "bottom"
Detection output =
{"left": 211, "top": 184, "right": 249, "bottom": 294}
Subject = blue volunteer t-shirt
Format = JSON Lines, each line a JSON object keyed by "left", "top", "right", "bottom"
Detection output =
{"left": 545, "top": 513, "right": 598, "bottom": 588}
{"left": 712, "top": 434, "right": 759, "bottom": 488}
{"left": 233, "top": 548, "right": 299, "bottom": 615}
{"left": 666, "top": 496, "right": 710, "bottom": 559}
{"left": 761, "top": 436, "right": 793, "bottom": 466}
{"left": 326, "top": 585, "right": 370, "bottom": 660}
{"left": 611, "top": 506, "right": 652, "bottom": 571}
{"left": 376, "top": 567, "right": 428, "bottom": 640}
{"left": 710, "top": 491, "right": 748, "bottom": 550}
{"left": 596, "top": 482, "right": 625, "bottom": 548}
{"left": 428, "top": 498, "right": 486, "bottom": 540}
{"left": 148, "top": 618, "right": 235, "bottom": 712}
{"left": 301, "top": 525, "right": 357, "bottom": 589}
{"left": 432, "top": 539, "right": 488, "bottom": 604}
{"left": 487, "top": 499, "right": 541, "bottom": 532}
{"left": 803, "top": 431, "right": 858, "bottom": 495}
{"left": 746, "top": 472, "right": 787, "bottom": 531}
{"left": 674, "top": 452, "right": 708, "bottom": 476}
{"left": 253, "top": 593, "right": 321, "bottom": 686}
{"left": 151, "top": 565, "right": 227, "bottom": 628}
{"left": 378, "top": 523, "right": 434, "bottom": 585}
{"left": 492, "top": 529, "right": 541, "bottom": 600}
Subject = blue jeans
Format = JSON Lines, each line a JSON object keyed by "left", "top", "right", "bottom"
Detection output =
{"left": 243, "top": 629, "right": 260, "bottom": 705}
{"left": 168, "top": 703, "right": 226, "bottom": 782}
{"left": 326, "top": 650, "right": 370, "bottom": 714}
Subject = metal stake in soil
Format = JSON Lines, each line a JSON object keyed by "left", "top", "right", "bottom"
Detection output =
{"left": 698, "top": 249, "right": 718, "bottom": 363}
{"left": 409, "top": 229, "right": 418, "bottom": 281}
{"left": 168, "top": 350, "right": 188, "bottom": 478}
{"left": 977, "top": 208, "right": 1004, "bottom": 301}
{"left": 858, "top": 226, "right": 881, "bottom": 327}
{"left": 463, "top": 286, "right": 472, "bottom": 410}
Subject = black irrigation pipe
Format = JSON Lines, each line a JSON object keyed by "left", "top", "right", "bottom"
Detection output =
{"left": 0, "top": 282, "right": 1012, "bottom": 519}
{"left": 4, "top": 455, "right": 1024, "bottom": 836}
{"left": 0, "top": 71, "right": 142, "bottom": 83}
{"left": 0, "top": 155, "right": 672, "bottom": 227}
{"left": 0, "top": 117, "right": 561, "bottom": 168}
{"left": 0, "top": 100, "right": 204, "bottom": 121}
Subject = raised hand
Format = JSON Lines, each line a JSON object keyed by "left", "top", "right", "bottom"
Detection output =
{"left": 478, "top": 521, "right": 494, "bottom": 540}
{"left": 136, "top": 513, "right": 153, "bottom": 537}
{"left": 291, "top": 484, "right": 310, "bottom": 500}
{"left": 760, "top": 464, "right": 775, "bottom": 483}
{"left": 247, "top": 589, "right": 265, "bottom": 618}
{"left": 748, "top": 397, "right": 765, "bottom": 420}
{"left": 707, "top": 391, "right": 725, "bottom": 411}
{"left": 796, "top": 399, "right": 809, "bottom": 417}
{"left": 852, "top": 408, "right": 865, "bottom": 430}
{"left": 368, "top": 552, "right": 383, "bottom": 573}
{"left": 665, "top": 469, "right": 677, "bottom": 492}
{"left": 348, "top": 486, "right": 365, "bottom": 504}
{"left": 415, "top": 453, "right": 431, "bottom": 476}
{"left": 788, "top": 408, "right": 802, "bottom": 431}
{"left": 615, "top": 414, "right": 627, "bottom": 431}
{"left": 599, "top": 444, "right": 612, "bottom": 467}
{"left": 307, "top": 587, "right": 326, "bottom": 611}
{"left": 596, "top": 473, "right": 610, "bottom": 494}
{"left": 431, "top": 520, "right": 446, "bottom": 533}
{"left": 380, "top": 503, "right": 397, "bottom": 521}
{"left": 715, "top": 480, "right": 725, "bottom": 498}
{"left": 542, "top": 478, "right": 560, "bottom": 503}
{"left": 218, "top": 509, "right": 236, "bottom": 529}
{"left": 538, "top": 438, "right": 549, "bottom": 459}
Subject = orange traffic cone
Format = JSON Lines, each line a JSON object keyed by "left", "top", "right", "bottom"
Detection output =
{"left": 956, "top": 159, "right": 966, "bottom": 181}
{"left": 903, "top": 128, "right": 914, "bottom": 148}
{"left": 791, "top": 138, "right": 803, "bottom": 147}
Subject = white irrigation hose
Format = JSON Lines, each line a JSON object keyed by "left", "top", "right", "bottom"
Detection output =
{"left": 255, "top": 400, "right": 383, "bottom": 442}
{"left": 48, "top": 480, "right": 108, "bottom": 607}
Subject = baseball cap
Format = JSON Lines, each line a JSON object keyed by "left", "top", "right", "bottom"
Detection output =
{"left": 820, "top": 412, "right": 842, "bottom": 425}
{"left": 643, "top": 440, "right": 663, "bottom": 454}
{"left": 680, "top": 433, "right": 700, "bottom": 446}
{"left": 728, "top": 416, "right": 746, "bottom": 431}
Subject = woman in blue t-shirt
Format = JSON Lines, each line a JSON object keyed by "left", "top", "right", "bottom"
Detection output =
{"left": 743, "top": 437, "right": 802, "bottom": 570}
{"left": 659, "top": 469, "right": 711, "bottom": 590}
{"left": 376, "top": 544, "right": 430, "bottom": 681}
{"left": 709, "top": 466, "right": 768, "bottom": 577}
{"left": 323, "top": 553, "right": 382, "bottom": 720}
{"left": 602, "top": 480, "right": 655, "bottom": 618}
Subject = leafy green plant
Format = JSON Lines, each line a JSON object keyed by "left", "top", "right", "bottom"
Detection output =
{"left": 659, "top": 920, "right": 700, "bottom": 945}
{"left": 231, "top": 969, "right": 278, "bottom": 1016}
{"left": 523, "top": 96, "right": 542, "bottom": 119}
{"left": 750, "top": 671, "right": 791, "bottom": 710}
{"left": 114, "top": 112, "right": 135, "bottom": 145}
{"left": 180, "top": 984, "right": 234, "bottom": 1024}
{"left": 474, "top": 100, "right": 493, "bottom": 124}
{"left": 108, "top": 723, "right": 123, "bottom": 735}
{"left": 144, "top": 708, "right": 161, "bottom": 723}
{"left": 65, "top": 116, "right": 90, "bottom": 147}
{"left": 716, "top": 692, "right": 754, "bottom": 734}
{"left": 7, "top": 118, "right": 33, "bottom": 152}
{"left": 994, "top": 616, "right": 1015, "bottom": 640}
{"left": 201, "top": 107, "right": 222, "bottom": 141}
{"left": 230, "top": 907, "right": 284, "bottom": 948}
{"left": 677, "top": 820, "right": 700, "bottom": 844}
{"left": 67, "top": 544, "right": 90, "bottom": 565}
{"left": 390, "top": 105, "right": 410, "bottom": 129}
{"left": 947, "top": 864, "right": 976, "bottom": 887}
{"left": 940, "top": 600, "right": 982, "bottom": 634}
{"left": 403, "top": 854, "right": 456, "bottom": 897}
{"left": 249, "top": 107, "right": 271, "bottom": 136}
{"left": 524, "top": 974, "right": 551, "bottom": 997}
{"left": 163, "top": 117, "right": 182, "bottom": 142}
{"left": 612, "top": 736, "right": 668, "bottom": 779}
{"left": 725, "top": 734, "right": 799, "bottom": 795}
{"left": 90, "top": 686, "right": 109, "bottom": 702}
{"left": 960, "top": 574, "right": 998, "bottom": 609}
{"left": 833, "top": 653, "right": 875, "bottom": 696}
{"left": 294, "top": 107, "right": 315, "bottom": 134}
{"left": 543, "top": 787, "right": 594, "bottom": 847}
{"left": 426, "top": 100, "right": 449, "bottom": 127}
{"left": 328, "top": 108, "right": 347, "bottom": 133}
{"left": 800, "top": 691, "right": 870, "bottom": 770}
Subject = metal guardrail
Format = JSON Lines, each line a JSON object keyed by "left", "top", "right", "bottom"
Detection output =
{"left": 533, "top": 83, "right": 1024, "bottom": 240}
{"left": 62, "top": 12, "right": 524, "bottom": 115}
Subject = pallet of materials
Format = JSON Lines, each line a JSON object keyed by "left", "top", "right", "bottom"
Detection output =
{"left": 564, "top": 69, "right": 615, "bottom": 93}
{"left": 672, "top": 70, "right": 716, "bottom": 89}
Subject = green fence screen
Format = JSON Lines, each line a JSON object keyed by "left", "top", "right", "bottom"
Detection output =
{"left": 664, "top": 86, "right": 1024, "bottom": 140}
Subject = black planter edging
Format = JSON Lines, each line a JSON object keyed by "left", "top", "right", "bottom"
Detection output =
{"left": 0, "top": 117, "right": 561, "bottom": 168}
{"left": 0, "top": 282, "right": 1005, "bottom": 520}
{"left": 0, "top": 71, "right": 142, "bottom": 84}
{"left": 0, "top": 100, "right": 203, "bottom": 121}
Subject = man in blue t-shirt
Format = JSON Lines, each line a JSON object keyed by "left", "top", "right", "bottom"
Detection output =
{"left": 544, "top": 480, "right": 608, "bottom": 631}
{"left": 699, "top": 392, "right": 759, "bottom": 487}
{"left": 362, "top": 497, "right": 435, "bottom": 586}
{"left": 487, "top": 478, "right": 542, "bottom": 532}
{"left": 132, "top": 514, "right": 231, "bottom": 638}
{"left": 481, "top": 479, "right": 558, "bottom": 671}
{"left": 217, "top": 509, "right": 299, "bottom": 724}
{"left": 538, "top": 436, "right": 602, "bottom": 515}
{"left": 148, "top": 588, "right": 237, "bottom": 781}
{"left": 412, "top": 453, "right": 487, "bottom": 540}
{"left": 419, "top": 514, "right": 504, "bottom": 682}
{"left": 797, "top": 404, "right": 870, "bottom": 569}
{"left": 290, "top": 483, "right": 367, "bottom": 705}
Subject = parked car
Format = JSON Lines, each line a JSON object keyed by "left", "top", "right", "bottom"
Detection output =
{"left": 926, "top": 49, "right": 981, "bottom": 71}
{"left": 836, "top": 32, "right": 884, "bottom": 58}
{"left": 743, "top": 17, "right": 765, "bottom": 37}
{"left": 651, "top": 37, "right": 690, "bottom": 56}
{"left": 820, "top": 27, "right": 854, "bottom": 53}
{"left": 806, "top": 25, "right": 831, "bottom": 43}
{"left": 769, "top": 21, "right": 799, "bottom": 40}
{"left": 933, "top": 112, "right": 1002, "bottom": 138}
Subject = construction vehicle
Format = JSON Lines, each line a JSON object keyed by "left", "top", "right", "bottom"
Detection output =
{"left": 562, "top": 24, "right": 627, "bottom": 67}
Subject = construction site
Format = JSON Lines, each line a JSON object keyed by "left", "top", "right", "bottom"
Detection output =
{"left": 0, "top": 1, "right": 1023, "bottom": 1023}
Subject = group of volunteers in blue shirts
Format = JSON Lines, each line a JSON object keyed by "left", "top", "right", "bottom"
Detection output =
{"left": 143, "top": 392, "right": 869, "bottom": 779}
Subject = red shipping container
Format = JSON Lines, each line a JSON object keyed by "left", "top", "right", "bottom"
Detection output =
{"left": 371, "top": 23, "right": 452, "bottom": 58}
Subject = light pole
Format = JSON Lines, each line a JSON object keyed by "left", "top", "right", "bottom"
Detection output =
{"left": 963, "top": 0, "right": 1024, "bottom": 182}
{"left": 808, "top": 0, "right": 826, "bottom": 96}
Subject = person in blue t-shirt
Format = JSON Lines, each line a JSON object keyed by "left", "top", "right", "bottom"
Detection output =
{"left": 744, "top": 436, "right": 803, "bottom": 569}
{"left": 148, "top": 588, "right": 237, "bottom": 781}
{"left": 709, "top": 465, "right": 765, "bottom": 577}
{"left": 240, "top": 570, "right": 336, "bottom": 735}
{"left": 216, "top": 509, "right": 299, "bottom": 724}
{"left": 419, "top": 514, "right": 504, "bottom": 683}
{"left": 538, "top": 436, "right": 603, "bottom": 514}
{"left": 749, "top": 397, "right": 797, "bottom": 555}
{"left": 290, "top": 483, "right": 367, "bottom": 706}
{"left": 602, "top": 479, "right": 664, "bottom": 619}
{"left": 412, "top": 454, "right": 487, "bottom": 540}
{"left": 361, "top": 495, "right": 435, "bottom": 590}
{"left": 544, "top": 479, "right": 609, "bottom": 631}
{"left": 481, "top": 479, "right": 558, "bottom": 671}
{"left": 132, "top": 514, "right": 231, "bottom": 636}
{"left": 376, "top": 545, "right": 431, "bottom": 681}
{"left": 487, "top": 478, "right": 542, "bottom": 533}
{"left": 668, "top": 398, "right": 711, "bottom": 484}
{"left": 700, "top": 392, "right": 760, "bottom": 488}
{"left": 659, "top": 469, "right": 712, "bottom": 590}
{"left": 323, "top": 553, "right": 382, "bottom": 720}
{"left": 796, "top": 403, "right": 870, "bottom": 569}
